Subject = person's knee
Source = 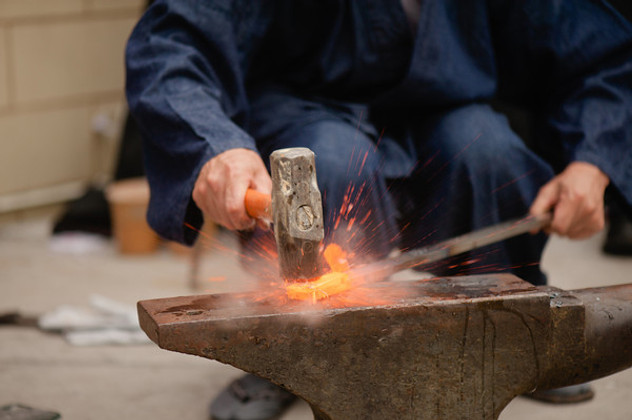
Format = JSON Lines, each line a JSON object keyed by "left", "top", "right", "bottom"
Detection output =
{"left": 426, "top": 104, "right": 547, "bottom": 182}
{"left": 297, "top": 121, "right": 382, "bottom": 190}
{"left": 432, "top": 105, "right": 505, "bottom": 159}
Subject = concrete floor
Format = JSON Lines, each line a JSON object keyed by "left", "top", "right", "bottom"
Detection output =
{"left": 1, "top": 212, "right": 631, "bottom": 419}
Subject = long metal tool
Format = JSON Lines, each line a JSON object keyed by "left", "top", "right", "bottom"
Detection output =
{"left": 351, "top": 213, "right": 552, "bottom": 282}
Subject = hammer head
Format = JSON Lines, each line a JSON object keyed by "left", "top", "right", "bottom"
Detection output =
{"left": 270, "top": 147, "right": 324, "bottom": 280}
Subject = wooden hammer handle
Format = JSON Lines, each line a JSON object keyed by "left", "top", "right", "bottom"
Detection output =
{"left": 244, "top": 188, "right": 272, "bottom": 220}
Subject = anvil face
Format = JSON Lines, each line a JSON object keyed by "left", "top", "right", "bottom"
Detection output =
{"left": 140, "top": 274, "right": 537, "bottom": 323}
{"left": 138, "top": 274, "right": 632, "bottom": 420}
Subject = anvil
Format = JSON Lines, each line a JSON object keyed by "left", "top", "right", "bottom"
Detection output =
{"left": 138, "top": 274, "right": 632, "bottom": 419}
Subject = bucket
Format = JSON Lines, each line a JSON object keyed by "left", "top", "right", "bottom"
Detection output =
{"left": 106, "top": 177, "right": 159, "bottom": 254}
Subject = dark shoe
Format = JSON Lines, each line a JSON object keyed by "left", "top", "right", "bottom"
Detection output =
{"left": 210, "top": 374, "right": 296, "bottom": 420}
{"left": 0, "top": 403, "right": 61, "bottom": 420}
{"left": 526, "top": 383, "right": 594, "bottom": 404}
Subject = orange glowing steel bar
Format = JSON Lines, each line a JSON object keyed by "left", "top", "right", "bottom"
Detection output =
{"left": 286, "top": 271, "right": 352, "bottom": 301}
{"left": 286, "top": 243, "right": 352, "bottom": 301}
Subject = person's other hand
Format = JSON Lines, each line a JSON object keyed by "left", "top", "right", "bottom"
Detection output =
{"left": 530, "top": 161, "right": 609, "bottom": 239}
{"left": 193, "top": 148, "right": 272, "bottom": 231}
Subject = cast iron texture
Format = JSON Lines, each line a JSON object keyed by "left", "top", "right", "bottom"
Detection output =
{"left": 138, "top": 274, "right": 632, "bottom": 419}
{"left": 270, "top": 147, "right": 324, "bottom": 280}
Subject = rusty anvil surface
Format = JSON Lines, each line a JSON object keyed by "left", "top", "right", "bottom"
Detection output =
{"left": 138, "top": 274, "right": 632, "bottom": 420}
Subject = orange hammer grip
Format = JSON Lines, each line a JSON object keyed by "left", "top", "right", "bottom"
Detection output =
{"left": 244, "top": 188, "right": 271, "bottom": 220}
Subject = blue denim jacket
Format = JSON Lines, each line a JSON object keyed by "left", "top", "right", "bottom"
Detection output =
{"left": 126, "top": 0, "right": 632, "bottom": 244}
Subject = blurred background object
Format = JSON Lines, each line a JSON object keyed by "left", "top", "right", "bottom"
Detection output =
{"left": 0, "top": 0, "right": 203, "bottom": 255}
{"left": 105, "top": 177, "right": 158, "bottom": 255}
{"left": 0, "top": 0, "right": 146, "bottom": 218}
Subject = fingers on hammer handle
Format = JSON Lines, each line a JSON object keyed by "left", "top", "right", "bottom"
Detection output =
{"left": 245, "top": 188, "right": 272, "bottom": 220}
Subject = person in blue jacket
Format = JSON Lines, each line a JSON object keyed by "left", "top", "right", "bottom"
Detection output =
{"left": 126, "top": 1, "right": 632, "bottom": 419}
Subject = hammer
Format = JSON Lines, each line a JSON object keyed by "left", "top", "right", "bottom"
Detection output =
{"left": 244, "top": 147, "right": 325, "bottom": 281}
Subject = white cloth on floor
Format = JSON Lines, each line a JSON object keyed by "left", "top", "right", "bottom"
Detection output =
{"left": 38, "top": 294, "right": 151, "bottom": 346}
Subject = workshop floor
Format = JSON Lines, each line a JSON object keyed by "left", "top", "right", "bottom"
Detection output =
{"left": 1, "top": 211, "right": 631, "bottom": 420}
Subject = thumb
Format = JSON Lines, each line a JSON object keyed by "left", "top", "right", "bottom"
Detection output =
{"left": 249, "top": 166, "right": 273, "bottom": 231}
{"left": 250, "top": 166, "right": 273, "bottom": 196}
{"left": 529, "top": 182, "right": 560, "bottom": 234}
{"left": 530, "top": 182, "right": 560, "bottom": 216}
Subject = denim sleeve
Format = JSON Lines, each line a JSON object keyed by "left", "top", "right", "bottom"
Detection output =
{"left": 490, "top": 0, "right": 632, "bottom": 207}
{"left": 125, "top": 0, "right": 273, "bottom": 244}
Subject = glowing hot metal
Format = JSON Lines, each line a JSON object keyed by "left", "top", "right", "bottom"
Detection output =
{"left": 286, "top": 213, "right": 552, "bottom": 301}
{"left": 286, "top": 243, "right": 352, "bottom": 301}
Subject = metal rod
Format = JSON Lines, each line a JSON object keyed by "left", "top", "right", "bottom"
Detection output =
{"left": 351, "top": 213, "right": 552, "bottom": 282}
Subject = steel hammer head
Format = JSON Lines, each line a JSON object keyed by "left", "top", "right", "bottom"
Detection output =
{"left": 270, "top": 147, "right": 324, "bottom": 280}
